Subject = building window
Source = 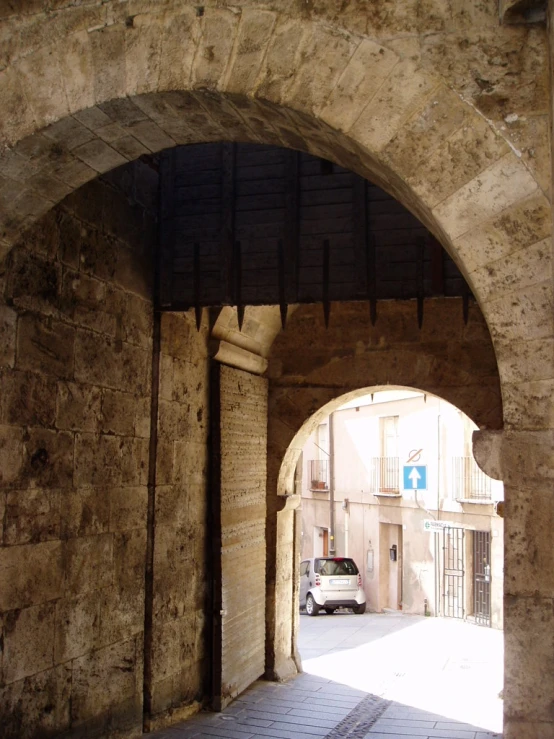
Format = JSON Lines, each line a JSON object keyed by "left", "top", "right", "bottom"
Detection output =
{"left": 372, "top": 416, "right": 400, "bottom": 494}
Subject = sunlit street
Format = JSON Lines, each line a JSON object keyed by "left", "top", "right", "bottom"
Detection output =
{"left": 299, "top": 611, "right": 503, "bottom": 734}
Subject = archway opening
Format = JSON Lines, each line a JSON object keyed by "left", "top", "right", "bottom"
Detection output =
{"left": 288, "top": 387, "right": 504, "bottom": 733}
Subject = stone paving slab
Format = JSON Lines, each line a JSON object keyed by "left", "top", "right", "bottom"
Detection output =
{"left": 150, "top": 614, "right": 503, "bottom": 739}
{"left": 149, "top": 676, "right": 501, "bottom": 739}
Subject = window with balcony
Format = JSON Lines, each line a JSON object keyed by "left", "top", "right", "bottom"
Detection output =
{"left": 452, "top": 456, "right": 493, "bottom": 501}
{"left": 309, "top": 459, "right": 329, "bottom": 491}
{"left": 371, "top": 416, "right": 400, "bottom": 494}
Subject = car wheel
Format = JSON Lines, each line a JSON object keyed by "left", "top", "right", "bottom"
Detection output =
{"left": 353, "top": 602, "right": 366, "bottom": 615}
{"left": 324, "top": 608, "right": 335, "bottom": 615}
{"left": 306, "top": 594, "right": 320, "bottom": 617}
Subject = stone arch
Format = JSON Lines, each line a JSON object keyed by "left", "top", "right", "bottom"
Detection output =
{"left": 265, "top": 300, "right": 502, "bottom": 498}
{"left": 0, "top": 4, "right": 551, "bottom": 425}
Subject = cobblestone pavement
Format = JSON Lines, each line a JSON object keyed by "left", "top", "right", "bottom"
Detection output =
{"left": 150, "top": 613, "right": 503, "bottom": 739}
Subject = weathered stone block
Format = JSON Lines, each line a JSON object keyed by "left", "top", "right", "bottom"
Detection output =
{"left": 113, "top": 528, "right": 147, "bottom": 593}
{"left": 71, "top": 638, "right": 142, "bottom": 726}
{"left": 155, "top": 440, "right": 174, "bottom": 485}
{"left": 158, "top": 398, "right": 191, "bottom": 440}
{"left": 73, "top": 138, "right": 127, "bottom": 173}
{"left": 60, "top": 486, "right": 110, "bottom": 539}
{"left": 0, "top": 304, "right": 17, "bottom": 368}
{"left": 151, "top": 618, "right": 184, "bottom": 682}
{"left": 3, "top": 601, "right": 56, "bottom": 683}
{"left": 319, "top": 37, "right": 398, "bottom": 132}
{"left": 109, "top": 485, "right": 148, "bottom": 532}
{"left": 101, "top": 389, "right": 137, "bottom": 436}
{"left": 123, "top": 293, "right": 152, "bottom": 349}
{"left": 16, "top": 313, "right": 75, "bottom": 379}
{"left": 1, "top": 370, "right": 57, "bottom": 427}
{"left": 21, "top": 428, "right": 74, "bottom": 489}
{"left": 173, "top": 441, "right": 207, "bottom": 486}
{"left": 4, "top": 487, "right": 60, "bottom": 545}
{"left": 97, "top": 587, "right": 144, "bottom": 650}
{"left": 434, "top": 153, "right": 539, "bottom": 241}
{"left": 284, "top": 26, "right": 359, "bottom": 114}
{"left": 0, "top": 540, "right": 62, "bottom": 611}
{"left": 504, "top": 484, "right": 554, "bottom": 598}
{"left": 157, "top": 7, "right": 198, "bottom": 91}
{"left": 0, "top": 424, "right": 24, "bottom": 486}
{"left": 191, "top": 8, "right": 239, "bottom": 90}
{"left": 120, "top": 437, "right": 149, "bottom": 486}
{"left": 56, "top": 380, "right": 102, "bottom": 432}
{"left": 134, "top": 396, "right": 151, "bottom": 439}
{"left": 62, "top": 533, "right": 113, "bottom": 597}
{"left": 0, "top": 663, "right": 71, "bottom": 739}
{"left": 159, "top": 353, "right": 174, "bottom": 401}
{"left": 57, "top": 212, "right": 82, "bottom": 268}
{"left": 6, "top": 247, "right": 61, "bottom": 312}
{"left": 74, "top": 432, "right": 121, "bottom": 487}
{"left": 502, "top": 378, "right": 554, "bottom": 430}
{"left": 54, "top": 591, "right": 101, "bottom": 664}
{"left": 504, "top": 595, "right": 554, "bottom": 723}
{"left": 75, "top": 329, "right": 150, "bottom": 394}
{"left": 154, "top": 482, "right": 203, "bottom": 530}
{"left": 172, "top": 355, "right": 208, "bottom": 407}
{"left": 79, "top": 227, "right": 118, "bottom": 282}
{"left": 221, "top": 8, "right": 276, "bottom": 95}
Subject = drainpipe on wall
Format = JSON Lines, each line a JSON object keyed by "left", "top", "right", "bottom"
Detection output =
{"left": 343, "top": 499, "right": 349, "bottom": 557}
{"left": 329, "top": 412, "right": 335, "bottom": 555}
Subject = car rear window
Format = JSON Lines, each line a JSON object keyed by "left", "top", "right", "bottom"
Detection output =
{"left": 315, "top": 558, "right": 359, "bottom": 576}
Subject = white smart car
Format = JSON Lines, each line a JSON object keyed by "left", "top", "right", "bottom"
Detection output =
{"left": 299, "top": 557, "right": 366, "bottom": 616}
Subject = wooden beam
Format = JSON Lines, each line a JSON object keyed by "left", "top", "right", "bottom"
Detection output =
{"left": 284, "top": 149, "right": 300, "bottom": 305}
{"left": 429, "top": 235, "right": 445, "bottom": 295}
{"left": 353, "top": 175, "right": 368, "bottom": 296}
{"left": 278, "top": 238, "right": 287, "bottom": 329}
{"left": 158, "top": 150, "right": 176, "bottom": 309}
{"left": 193, "top": 242, "right": 202, "bottom": 331}
{"left": 323, "top": 238, "right": 331, "bottom": 328}
{"left": 234, "top": 240, "right": 244, "bottom": 331}
{"left": 221, "top": 142, "right": 236, "bottom": 305}
{"left": 416, "top": 235, "right": 425, "bottom": 328}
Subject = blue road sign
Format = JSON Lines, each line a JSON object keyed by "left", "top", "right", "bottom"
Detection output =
{"left": 403, "top": 465, "right": 427, "bottom": 491}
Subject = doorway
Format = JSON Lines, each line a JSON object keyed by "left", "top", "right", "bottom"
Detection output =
{"left": 379, "top": 523, "right": 403, "bottom": 610}
{"left": 443, "top": 526, "right": 465, "bottom": 619}
{"left": 314, "top": 526, "right": 329, "bottom": 557}
{"left": 473, "top": 531, "right": 492, "bottom": 627}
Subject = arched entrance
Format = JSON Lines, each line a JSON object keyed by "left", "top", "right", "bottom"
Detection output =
{"left": 0, "top": 6, "right": 552, "bottom": 739}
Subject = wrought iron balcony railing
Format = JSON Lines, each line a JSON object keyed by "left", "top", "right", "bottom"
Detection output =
{"left": 452, "top": 456, "right": 493, "bottom": 500}
{"left": 309, "top": 459, "right": 329, "bottom": 491}
{"left": 371, "top": 457, "right": 400, "bottom": 494}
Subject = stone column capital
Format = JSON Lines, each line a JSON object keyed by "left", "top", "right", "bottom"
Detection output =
{"left": 472, "top": 428, "right": 504, "bottom": 481}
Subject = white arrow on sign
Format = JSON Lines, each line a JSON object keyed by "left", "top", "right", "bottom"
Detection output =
{"left": 408, "top": 467, "right": 421, "bottom": 488}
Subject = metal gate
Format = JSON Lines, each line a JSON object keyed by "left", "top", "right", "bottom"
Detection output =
{"left": 473, "top": 531, "right": 491, "bottom": 627}
{"left": 443, "top": 527, "right": 465, "bottom": 619}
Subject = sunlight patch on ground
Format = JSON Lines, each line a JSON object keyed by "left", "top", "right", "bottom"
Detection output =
{"left": 301, "top": 617, "right": 503, "bottom": 733}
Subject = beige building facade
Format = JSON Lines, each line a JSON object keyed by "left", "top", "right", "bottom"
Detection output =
{"left": 300, "top": 390, "right": 504, "bottom": 628}
{"left": 0, "top": 3, "right": 552, "bottom": 739}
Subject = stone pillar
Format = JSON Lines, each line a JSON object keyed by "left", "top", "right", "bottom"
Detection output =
{"left": 475, "top": 426, "right": 554, "bottom": 737}
{"left": 502, "top": 429, "right": 554, "bottom": 739}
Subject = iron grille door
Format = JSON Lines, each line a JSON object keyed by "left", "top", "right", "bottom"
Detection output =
{"left": 473, "top": 531, "right": 491, "bottom": 627}
{"left": 443, "top": 527, "right": 465, "bottom": 619}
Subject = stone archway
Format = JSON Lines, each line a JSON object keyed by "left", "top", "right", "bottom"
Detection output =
{"left": 264, "top": 298, "right": 503, "bottom": 679}
{"left": 0, "top": 5, "right": 552, "bottom": 738}
{"left": 0, "top": 6, "right": 550, "bottom": 431}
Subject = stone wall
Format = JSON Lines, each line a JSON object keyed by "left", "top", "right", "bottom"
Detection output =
{"left": 0, "top": 164, "right": 213, "bottom": 737}
{"left": 0, "top": 164, "right": 156, "bottom": 737}
{"left": 146, "top": 311, "right": 209, "bottom": 729}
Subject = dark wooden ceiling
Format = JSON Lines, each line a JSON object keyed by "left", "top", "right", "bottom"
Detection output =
{"left": 158, "top": 143, "right": 470, "bottom": 327}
